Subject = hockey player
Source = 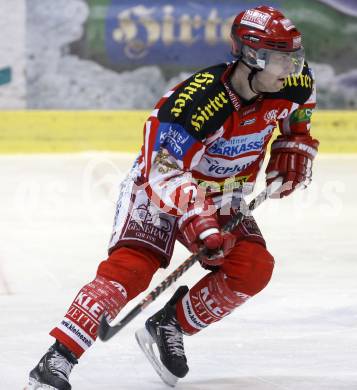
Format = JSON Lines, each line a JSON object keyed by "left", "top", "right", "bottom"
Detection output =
{"left": 26, "top": 5, "right": 318, "bottom": 389}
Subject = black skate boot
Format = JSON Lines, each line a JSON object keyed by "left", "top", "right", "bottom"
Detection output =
{"left": 135, "top": 286, "right": 189, "bottom": 387}
{"left": 26, "top": 341, "right": 78, "bottom": 390}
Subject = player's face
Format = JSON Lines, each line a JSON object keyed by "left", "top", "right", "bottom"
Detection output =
{"left": 254, "top": 48, "right": 305, "bottom": 92}
{"left": 266, "top": 52, "right": 296, "bottom": 77}
{"left": 255, "top": 68, "right": 288, "bottom": 92}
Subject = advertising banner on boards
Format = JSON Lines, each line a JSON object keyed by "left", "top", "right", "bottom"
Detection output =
{"left": 76, "top": 0, "right": 357, "bottom": 74}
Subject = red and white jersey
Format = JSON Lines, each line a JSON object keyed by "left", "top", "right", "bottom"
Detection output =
{"left": 135, "top": 60, "right": 316, "bottom": 216}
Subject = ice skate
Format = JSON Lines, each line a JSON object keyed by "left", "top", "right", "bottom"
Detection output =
{"left": 135, "top": 286, "right": 189, "bottom": 387}
{"left": 25, "top": 341, "right": 77, "bottom": 390}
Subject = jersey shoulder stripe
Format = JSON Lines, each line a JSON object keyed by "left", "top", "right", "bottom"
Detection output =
{"left": 158, "top": 63, "right": 234, "bottom": 140}
{"left": 265, "top": 61, "right": 315, "bottom": 105}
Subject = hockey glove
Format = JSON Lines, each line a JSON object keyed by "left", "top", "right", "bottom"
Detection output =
{"left": 266, "top": 134, "right": 319, "bottom": 198}
{"left": 178, "top": 198, "right": 236, "bottom": 266}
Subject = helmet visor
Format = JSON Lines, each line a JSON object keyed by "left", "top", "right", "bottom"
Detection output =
{"left": 256, "top": 47, "right": 305, "bottom": 77}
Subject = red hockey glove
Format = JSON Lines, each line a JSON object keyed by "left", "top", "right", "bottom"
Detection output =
{"left": 178, "top": 198, "right": 236, "bottom": 266}
{"left": 266, "top": 134, "right": 319, "bottom": 198}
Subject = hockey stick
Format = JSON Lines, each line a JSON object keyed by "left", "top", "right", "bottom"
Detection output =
{"left": 99, "top": 188, "right": 269, "bottom": 341}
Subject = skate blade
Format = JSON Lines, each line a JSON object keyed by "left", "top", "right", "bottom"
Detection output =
{"left": 135, "top": 327, "right": 179, "bottom": 388}
{"left": 24, "top": 377, "right": 58, "bottom": 390}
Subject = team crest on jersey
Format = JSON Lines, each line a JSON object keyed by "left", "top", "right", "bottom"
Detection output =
{"left": 154, "top": 149, "right": 180, "bottom": 174}
{"left": 264, "top": 109, "right": 278, "bottom": 124}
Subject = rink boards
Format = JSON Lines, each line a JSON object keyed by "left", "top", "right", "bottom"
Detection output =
{"left": 0, "top": 110, "right": 357, "bottom": 153}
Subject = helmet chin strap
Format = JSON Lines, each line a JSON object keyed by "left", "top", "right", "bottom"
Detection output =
{"left": 248, "top": 68, "right": 262, "bottom": 95}
{"left": 241, "top": 59, "right": 262, "bottom": 95}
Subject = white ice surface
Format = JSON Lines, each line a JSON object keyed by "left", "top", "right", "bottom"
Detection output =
{"left": 0, "top": 153, "right": 356, "bottom": 389}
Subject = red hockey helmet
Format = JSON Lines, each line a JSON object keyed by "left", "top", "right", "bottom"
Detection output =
{"left": 231, "top": 6, "right": 304, "bottom": 76}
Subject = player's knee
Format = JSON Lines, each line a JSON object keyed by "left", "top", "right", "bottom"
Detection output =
{"left": 97, "top": 246, "right": 160, "bottom": 300}
{"left": 224, "top": 241, "right": 275, "bottom": 297}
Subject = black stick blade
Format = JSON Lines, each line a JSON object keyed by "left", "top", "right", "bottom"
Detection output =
{"left": 99, "top": 303, "right": 143, "bottom": 341}
{"left": 99, "top": 315, "right": 127, "bottom": 341}
{"left": 98, "top": 315, "right": 112, "bottom": 341}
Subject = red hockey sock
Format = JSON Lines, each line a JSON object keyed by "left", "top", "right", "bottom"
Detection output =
{"left": 50, "top": 246, "right": 160, "bottom": 358}
{"left": 176, "top": 241, "right": 274, "bottom": 335}
{"left": 50, "top": 276, "right": 127, "bottom": 358}
{"left": 176, "top": 270, "right": 249, "bottom": 335}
